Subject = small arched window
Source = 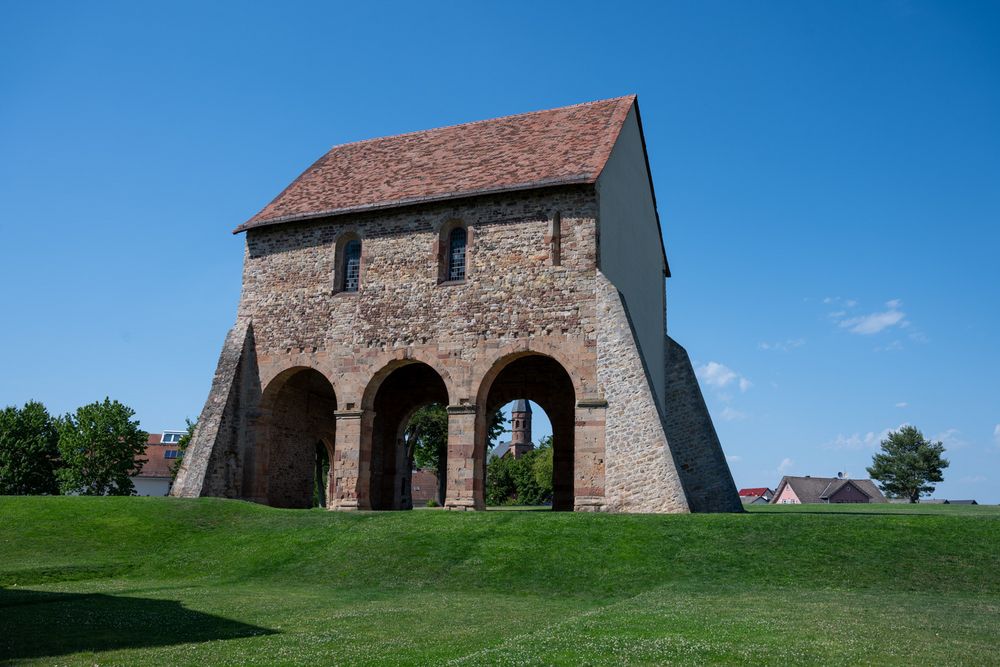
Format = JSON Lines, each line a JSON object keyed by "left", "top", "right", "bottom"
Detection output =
{"left": 343, "top": 239, "right": 361, "bottom": 292}
{"left": 447, "top": 227, "right": 467, "bottom": 281}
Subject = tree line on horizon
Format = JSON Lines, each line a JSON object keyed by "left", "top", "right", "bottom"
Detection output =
{"left": 2, "top": 397, "right": 949, "bottom": 504}
{"left": 0, "top": 399, "right": 194, "bottom": 497}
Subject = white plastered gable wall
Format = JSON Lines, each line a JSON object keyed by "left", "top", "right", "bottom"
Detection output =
{"left": 594, "top": 103, "right": 668, "bottom": 413}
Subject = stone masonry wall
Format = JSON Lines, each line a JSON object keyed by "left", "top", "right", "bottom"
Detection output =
{"left": 175, "top": 183, "right": 739, "bottom": 513}
{"left": 173, "top": 320, "right": 257, "bottom": 498}
{"left": 662, "top": 336, "right": 742, "bottom": 512}
{"left": 596, "top": 272, "right": 689, "bottom": 513}
{"left": 177, "top": 187, "right": 612, "bottom": 507}
{"left": 239, "top": 187, "right": 599, "bottom": 369}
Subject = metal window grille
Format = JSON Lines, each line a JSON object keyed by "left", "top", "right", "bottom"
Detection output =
{"left": 344, "top": 240, "right": 361, "bottom": 292}
{"left": 448, "top": 228, "right": 466, "bottom": 281}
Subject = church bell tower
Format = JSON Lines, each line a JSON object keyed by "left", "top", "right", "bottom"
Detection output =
{"left": 509, "top": 400, "right": 533, "bottom": 459}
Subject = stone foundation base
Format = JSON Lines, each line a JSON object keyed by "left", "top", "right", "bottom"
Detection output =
{"left": 444, "top": 498, "right": 482, "bottom": 511}
{"left": 330, "top": 499, "right": 368, "bottom": 511}
{"left": 573, "top": 496, "right": 608, "bottom": 512}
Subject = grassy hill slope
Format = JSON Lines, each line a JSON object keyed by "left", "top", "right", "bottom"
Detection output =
{"left": 2, "top": 497, "right": 998, "bottom": 665}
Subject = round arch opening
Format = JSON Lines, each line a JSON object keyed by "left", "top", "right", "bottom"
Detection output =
{"left": 250, "top": 367, "right": 337, "bottom": 509}
{"left": 364, "top": 361, "right": 449, "bottom": 510}
{"left": 479, "top": 354, "right": 576, "bottom": 511}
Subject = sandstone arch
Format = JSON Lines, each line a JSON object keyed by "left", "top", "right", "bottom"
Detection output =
{"left": 362, "top": 361, "right": 449, "bottom": 510}
{"left": 476, "top": 353, "right": 577, "bottom": 511}
{"left": 249, "top": 367, "right": 337, "bottom": 508}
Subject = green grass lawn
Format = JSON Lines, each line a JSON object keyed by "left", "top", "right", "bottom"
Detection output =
{"left": 1, "top": 498, "right": 998, "bottom": 665}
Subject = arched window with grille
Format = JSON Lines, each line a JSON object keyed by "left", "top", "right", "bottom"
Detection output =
{"left": 342, "top": 239, "right": 361, "bottom": 292}
{"left": 447, "top": 227, "right": 467, "bottom": 281}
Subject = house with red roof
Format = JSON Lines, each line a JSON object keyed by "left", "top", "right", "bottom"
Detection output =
{"left": 738, "top": 487, "right": 774, "bottom": 504}
{"left": 131, "top": 430, "right": 185, "bottom": 496}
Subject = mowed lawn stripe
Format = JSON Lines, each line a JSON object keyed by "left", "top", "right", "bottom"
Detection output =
{"left": 1, "top": 497, "right": 998, "bottom": 665}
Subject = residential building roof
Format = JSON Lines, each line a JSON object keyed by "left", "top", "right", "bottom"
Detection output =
{"left": 491, "top": 441, "right": 511, "bottom": 459}
{"left": 738, "top": 487, "right": 771, "bottom": 497}
{"left": 134, "top": 432, "right": 182, "bottom": 479}
{"left": 772, "top": 476, "right": 887, "bottom": 503}
{"left": 236, "top": 96, "right": 637, "bottom": 233}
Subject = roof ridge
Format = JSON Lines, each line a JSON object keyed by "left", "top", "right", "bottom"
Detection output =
{"left": 321, "top": 95, "right": 637, "bottom": 153}
{"left": 238, "top": 95, "right": 640, "bottom": 233}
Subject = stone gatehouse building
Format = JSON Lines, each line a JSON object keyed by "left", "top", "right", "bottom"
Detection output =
{"left": 172, "top": 95, "right": 741, "bottom": 513}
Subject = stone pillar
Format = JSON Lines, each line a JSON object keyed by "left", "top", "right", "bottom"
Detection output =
{"left": 444, "top": 404, "right": 483, "bottom": 511}
{"left": 241, "top": 406, "right": 269, "bottom": 504}
{"left": 574, "top": 399, "right": 608, "bottom": 511}
{"left": 332, "top": 409, "right": 371, "bottom": 510}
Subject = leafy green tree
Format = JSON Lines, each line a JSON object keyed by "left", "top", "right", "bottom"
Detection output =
{"left": 485, "top": 453, "right": 518, "bottom": 505}
{"left": 486, "top": 409, "right": 505, "bottom": 451}
{"left": 406, "top": 404, "right": 450, "bottom": 505}
{"left": 56, "top": 398, "right": 148, "bottom": 496}
{"left": 485, "top": 436, "right": 555, "bottom": 506}
{"left": 0, "top": 401, "right": 61, "bottom": 495}
{"left": 171, "top": 418, "right": 197, "bottom": 480}
{"left": 867, "top": 425, "right": 949, "bottom": 503}
{"left": 531, "top": 436, "right": 553, "bottom": 499}
{"left": 511, "top": 449, "right": 544, "bottom": 504}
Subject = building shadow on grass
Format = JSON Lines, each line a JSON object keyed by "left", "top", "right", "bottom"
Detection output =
{"left": 0, "top": 587, "right": 276, "bottom": 661}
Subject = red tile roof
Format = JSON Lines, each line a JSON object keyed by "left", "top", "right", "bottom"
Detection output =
{"left": 136, "top": 444, "right": 176, "bottom": 478}
{"left": 739, "top": 487, "right": 770, "bottom": 497}
{"left": 236, "top": 96, "right": 637, "bottom": 233}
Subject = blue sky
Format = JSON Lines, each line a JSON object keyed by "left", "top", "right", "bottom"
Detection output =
{"left": 2, "top": 1, "right": 997, "bottom": 502}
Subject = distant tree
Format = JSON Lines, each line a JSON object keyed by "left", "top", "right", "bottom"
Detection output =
{"left": 406, "top": 404, "right": 450, "bottom": 505}
{"left": 0, "top": 401, "right": 61, "bottom": 495}
{"left": 485, "top": 453, "right": 518, "bottom": 505}
{"left": 486, "top": 409, "right": 505, "bottom": 450}
{"left": 171, "top": 418, "right": 197, "bottom": 480}
{"left": 56, "top": 398, "right": 148, "bottom": 496}
{"left": 406, "top": 404, "right": 504, "bottom": 506}
{"left": 867, "top": 425, "right": 949, "bottom": 503}
{"left": 510, "top": 449, "right": 544, "bottom": 505}
{"left": 485, "top": 436, "right": 555, "bottom": 506}
{"left": 531, "top": 436, "right": 554, "bottom": 498}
